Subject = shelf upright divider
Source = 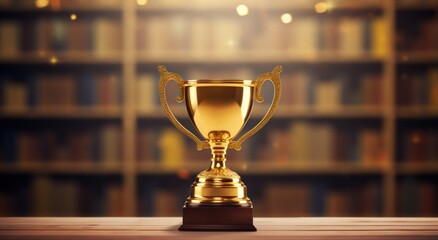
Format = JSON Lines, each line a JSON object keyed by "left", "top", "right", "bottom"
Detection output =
{"left": 382, "top": 0, "right": 397, "bottom": 217}
{"left": 122, "top": 0, "right": 138, "bottom": 216}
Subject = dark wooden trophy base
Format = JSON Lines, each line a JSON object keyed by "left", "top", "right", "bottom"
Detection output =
{"left": 178, "top": 204, "right": 256, "bottom": 231}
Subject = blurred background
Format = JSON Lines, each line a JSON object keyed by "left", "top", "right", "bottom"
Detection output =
{"left": 0, "top": 0, "right": 437, "bottom": 217}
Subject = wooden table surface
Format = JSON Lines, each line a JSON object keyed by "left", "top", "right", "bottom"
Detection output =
{"left": 1, "top": 217, "right": 438, "bottom": 240}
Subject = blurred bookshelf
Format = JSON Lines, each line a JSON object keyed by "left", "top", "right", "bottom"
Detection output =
{"left": 0, "top": 0, "right": 437, "bottom": 218}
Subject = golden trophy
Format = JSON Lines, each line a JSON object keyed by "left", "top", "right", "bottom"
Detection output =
{"left": 158, "top": 65, "right": 282, "bottom": 231}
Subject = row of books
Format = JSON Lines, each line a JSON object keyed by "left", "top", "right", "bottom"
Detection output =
{"left": 4, "top": 124, "right": 434, "bottom": 166}
{"left": 138, "top": 183, "right": 187, "bottom": 216}
{"left": 0, "top": 73, "right": 121, "bottom": 110}
{"left": 398, "top": 178, "right": 437, "bottom": 217}
{"left": 399, "top": 129, "right": 438, "bottom": 162}
{"left": 1, "top": 70, "right": 383, "bottom": 111}
{"left": 137, "top": 15, "right": 389, "bottom": 57}
{"left": 397, "top": 68, "right": 438, "bottom": 107}
{"left": 257, "top": 122, "right": 385, "bottom": 164}
{"left": 137, "top": 127, "right": 190, "bottom": 168}
{"left": 2, "top": 177, "right": 434, "bottom": 217}
{"left": 137, "top": 70, "right": 383, "bottom": 110}
{"left": 0, "top": 176, "right": 124, "bottom": 217}
{"left": 397, "top": 16, "right": 438, "bottom": 51}
{"left": 137, "top": 122, "right": 385, "bottom": 165}
{"left": 281, "top": 72, "right": 382, "bottom": 108}
{"left": 137, "top": 180, "right": 383, "bottom": 217}
{"left": 257, "top": 181, "right": 382, "bottom": 217}
{"left": 0, "top": 124, "right": 122, "bottom": 163}
{"left": 0, "top": 17, "right": 121, "bottom": 57}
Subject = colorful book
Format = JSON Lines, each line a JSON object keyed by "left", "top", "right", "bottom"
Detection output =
{"left": 2, "top": 79, "right": 27, "bottom": 111}
{"left": 99, "top": 124, "right": 121, "bottom": 164}
{"left": 0, "top": 20, "right": 20, "bottom": 56}
{"left": 51, "top": 19, "right": 68, "bottom": 52}
{"left": 32, "top": 176, "right": 52, "bottom": 216}
{"left": 18, "top": 132, "right": 39, "bottom": 164}
{"left": 289, "top": 72, "right": 310, "bottom": 108}
{"left": 137, "top": 128, "right": 157, "bottom": 162}
{"left": 362, "top": 74, "right": 383, "bottom": 107}
{"left": 339, "top": 18, "right": 366, "bottom": 56}
{"left": 154, "top": 189, "right": 179, "bottom": 216}
{"left": 359, "top": 129, "right": 384, "bottom": 165}
{"left": 158, "top": 128, "right": 184, "bottom": 169}
{"left": 264, "top": 183, "right": 310, "bottom": 217}
{"left": 96, "top": 73, "right": 120, "bottom": 107}
{"left": 34, "top": 18, "right": 50, "bottom": 54}
{"left": 289, "top": 17, "right": 318, "bottom": 56}
{"left": 314, "top": 78, "right": 342, "bottom": 110}
{"left": 77, "top": 72, "right": 95, "bottom": 107}
{"left": 427, "top": 68, "right": 438, "bottom": 106}
{"left": 371, "top": 18, "right": 389, "bottom": 57}
{"left": 325, "top": 187, "right": 350, "bottom": 216}
{"left": 106, "top": 183, "right": 124, "bottom": 216}
{"left": 92, "top": 17, "right": 121, "bottom": 56}
{"left": 142, "top": 16, "right": 165, "bottom": 55}
{"left": 321, "top": 18, "right": 340, "bottom": 54}
{"left": 404, "top": 130, "right": 427, "bottom": 162}
{"left": 51, "top": 180, "right": 79, "bottom": 216}
{"left": 137, "top": 73, "right": 155, "bottom": 110}
{"left": 68, "top": 19, "right": 91, "bottom": 54}
{"left": 0, "top": 128, "right": 18, "bottom": 163}
{"left": 288, "top": 121, "right": 312, "bottom": 164}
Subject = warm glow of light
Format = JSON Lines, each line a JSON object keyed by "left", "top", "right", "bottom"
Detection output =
{"left": 136, "top": 0, "right": 148, "bottom": 6}
{"left": 35, "top": 0, "right": 49, "bottom": 8}
{"left": 412, "top": 134, "right": 421, "bottom": 143}
{"left": 236, "top": 4, "right": 249, "bottom": 16}
{"left": 315, "top": 2, "right": 329, "bottom": 13}
{"left": 70, "top": 14, "right": 77, "bottom": 21}
{"left": 49, "top": 56, "right": 58, "bottom": 64}
{"left": 281, "top": 13, "right": 293, "bottom": 24}
{"left": 177, "top": 168, "right": 190, "bottom": 180}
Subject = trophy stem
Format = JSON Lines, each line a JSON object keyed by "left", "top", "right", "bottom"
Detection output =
{"left": 209, "top": 141, "right": 228, "bottom": 169}
{"left": 207, "top": 131, "right": 230, "bottom": 169}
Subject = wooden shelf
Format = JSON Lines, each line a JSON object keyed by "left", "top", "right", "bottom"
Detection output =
{"left": 0, "top": 3, "right": 122, "bottom": 13}
{"left": 0, "top": 162, "right": 123, "bottom": 175}
{"left": 0, "top": 53, "right": 122, "bottom": 65}
{"left": 0, "top": 108, "right": 123, "bottom": 119}
{"left": 136, "top": 161, "right": 388, "bottom": 175}
{"left": 396, "top": 162, "right": 438, "bottom": 174}
{"left": 397, "top": 2, "right": 438, "bottom": 10}
{"left": 137, "top": 53, "right": 384, "bottom": 65}
{"left": 397, "top": 107, "right": 438, "bottom": 118}
{"left": 136, "top": 106, "right": 384, "bottom": 119}
{"left": 136, "top": 0, "right": 384, "bottom": 12}
{"left": 397, "top": 52, "right": 438, "bottom": 64}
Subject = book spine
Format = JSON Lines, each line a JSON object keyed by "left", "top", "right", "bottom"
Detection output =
{"left": 0, "top": 20, "right": 20, "bottom": 56}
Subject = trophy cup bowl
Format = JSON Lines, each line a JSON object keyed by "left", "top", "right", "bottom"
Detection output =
{"left": 158, "top": 65, "right": 282, "bottom": 231}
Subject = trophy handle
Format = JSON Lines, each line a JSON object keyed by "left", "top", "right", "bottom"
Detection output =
{"left": 229, "top": 66, "right": 283, "bottom": 150}
{"left": 158, "top": 66, "right": 209, "bottom": 151}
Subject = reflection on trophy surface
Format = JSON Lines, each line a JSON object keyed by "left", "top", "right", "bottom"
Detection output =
{"left": 158, "top": 65, "right": 282, "bottom": 231}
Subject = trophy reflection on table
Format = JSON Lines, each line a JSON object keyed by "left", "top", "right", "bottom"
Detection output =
{"left": 158, "top": 65, "right": 282, "bottom": 231}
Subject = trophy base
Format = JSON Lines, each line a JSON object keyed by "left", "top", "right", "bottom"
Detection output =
{"left": 178, "top": 205, "right": 256, "bottom": 231}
